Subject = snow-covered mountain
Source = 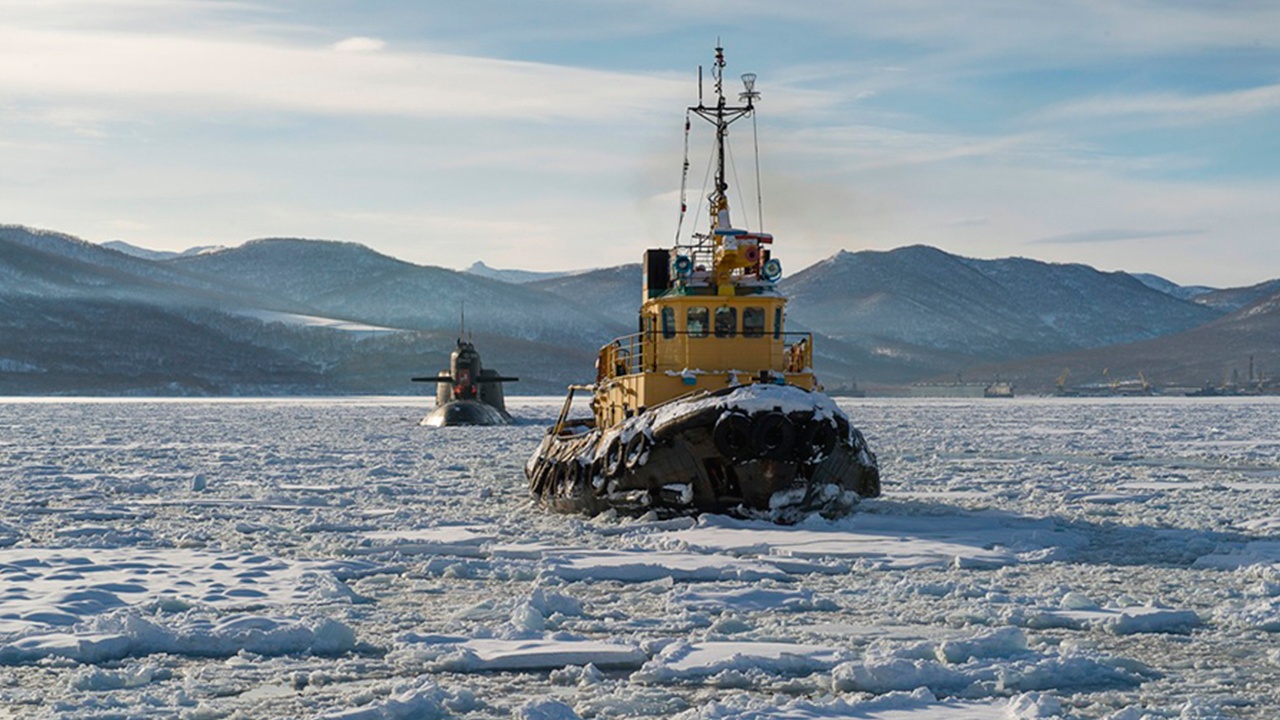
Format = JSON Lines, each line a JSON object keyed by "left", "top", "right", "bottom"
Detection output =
{"left": 1132, "top": 268, "right": 1280, "bottom": 314}
{"left": 2, "top": 223, "right": 1274, "bottom": 394}
{"left": 485, "top": 245, "right": 1249, "bottom": 385}
{"left": 966, "top": 286, "right": 1280, "bottom": 391}
{"left": 463, "top": 261, "right": 572, "bottom": 284}
{"left": 1190, "top": 278, "right": 1280, "bottom": 313}
{"left": 0, "top": 225, "right": 302, "bottom": 311}
{"left": 782, "top": 246, "right": 1220, "bottom": 365}
{"left": 102, "top": 240, "right": 226, "bottom": 261}
{"left": 0, "top": 229, "right": 609, "bottom": 394}
{"left": 0, "top": 296, "right": 323, "bottom": 395}
{"left": 169, "top": 239, "right": 628, "bottom": 344}
{"left": 526, "top": 263, "right": 643, "bottom": 329}
{"left": 513, "top": 248, "right": 1226, "bottom": 372}
{"left": 1129, "top": 272, "right": 1215, "bottom": 301}
{"left": 1127, "top": 272, "right": 1280, "bottom": 315}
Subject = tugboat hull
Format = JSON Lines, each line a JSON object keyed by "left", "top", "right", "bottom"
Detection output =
{"left": 526, "top": 385, "right": 878, "bottom": 522}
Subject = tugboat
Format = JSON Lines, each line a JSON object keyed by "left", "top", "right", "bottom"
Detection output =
{"left": 525, "top": 46, "right": 879, "bottom": 521}
{"left": 413, "top": 337, "right": 518, "bottom": 426}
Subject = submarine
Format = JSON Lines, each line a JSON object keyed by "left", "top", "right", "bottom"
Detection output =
{"left": 412, "top": 337, "right": 518, "bottom": 427}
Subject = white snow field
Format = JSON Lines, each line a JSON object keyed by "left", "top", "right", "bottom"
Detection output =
{"left": 1, "top": 396, "right": 1278, "bottom": 719}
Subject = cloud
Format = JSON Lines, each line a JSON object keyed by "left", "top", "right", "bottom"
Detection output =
{"left": 813, "top": 1, "right": 1280, "bottom": 63}
{"left": 331, "top": 36, "right": 386, "bottom": 53}
{"left": 775, "top": 124, "right": 1063, "bottom": 174}
{"left": 4, "top": 0, "right": 1280, "bottom": 288}
{"left": 1039, "top": 84, "right": 1280, "bottom": 126}
{"left": 107, "top": 218, "right": 152, "bottom": 232}
{"left": 0, "top": 26, "right": 685, "bottom": 123}
{"left": 0, "top": 0, "right": 276, "bottom": 34}
{"left": 1027, "top": 228, "right": 1206, "bottom": 245}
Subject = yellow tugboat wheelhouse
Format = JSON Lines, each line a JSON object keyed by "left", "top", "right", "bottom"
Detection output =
{"left": 526, "top": 46, "right": 880, "bottom": 522}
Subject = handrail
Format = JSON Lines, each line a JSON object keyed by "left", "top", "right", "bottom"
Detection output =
{"left": 597, "top": 333, "right": 646, "bottom": 382}
{"left": 552, "top": 384, "right": 594, "bottom": 435}
{"left": 596, "top": 330, "right": 813, "bottom": 380}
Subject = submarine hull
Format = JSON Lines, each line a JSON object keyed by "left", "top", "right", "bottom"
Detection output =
{"left": 421, "top": 400, "right": 511, "bottom": 427}
{"left": 525, "top": 385, "right": 879, "bottom": 523}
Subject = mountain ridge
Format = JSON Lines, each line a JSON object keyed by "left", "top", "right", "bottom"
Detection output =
{"left": 102, "top": 240, "right": 226, "bottom": 261}
{"left": 961, "top": 285, "right": 1280, "bottom": 392}
{"left": 1, "top": 223, "right": 1275, "bottom": 394}
{"left": 463, "top": 261, "right": 572, "bottom": 284}
{"left": 168, "top": 238, "right": 630, "bottom": 344}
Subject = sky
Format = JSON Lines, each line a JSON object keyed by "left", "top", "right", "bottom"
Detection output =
{"left": 2, "top": 1, "right": 1279, "bottom": 287}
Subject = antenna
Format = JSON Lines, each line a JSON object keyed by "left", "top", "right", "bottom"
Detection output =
{"left": 739, "top": 73, "right": 759, "bottom": 103}
{"left": 743, "top": 72, "right": 763, "bottom": 230}
{"left": 460, "top": 300, "right": 466, "bottom": 339}
{"left": 686, "top": 46, "right": 760, "bottom": 239}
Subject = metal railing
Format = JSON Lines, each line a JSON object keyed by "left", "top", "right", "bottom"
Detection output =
{"left": 596, "top": 330, "right": 813, "bottom": 381}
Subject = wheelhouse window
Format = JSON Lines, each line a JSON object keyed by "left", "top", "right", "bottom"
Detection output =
{"left": 687, "top": 307, "right": 709, "bottom": 337}
{"left": 661, "top": 307, "right": 676, "bottom": 339}
{"left": 714, "top": 306, "right": 737, "bottom": 338}
{"left": 743, "top": 307, "right": 765, "bottom": 337}
{"left": 774, "top": 307, "right": 783, "bottom": 339}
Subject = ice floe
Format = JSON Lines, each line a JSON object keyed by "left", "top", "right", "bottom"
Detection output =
{"left": 431, "top": 638, "right": 648, "bottom": 672}
{"left": 1, "top": 610, "right": 355, "bottom": 664}
{"left": 677, "top": 687, "right": 1039, "bottom": 719}
{"left": 664, "top": 512, "right": 1084, "bottom": 570}
{"left": 633, "top": 640, "right": 851, "bottom": 684}
{"left": 1, "top": 396, "right": 1278, "bottom": 717}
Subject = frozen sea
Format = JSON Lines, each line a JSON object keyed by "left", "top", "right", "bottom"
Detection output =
{"left": 1, "top": 396, "right": 1279, "bottom": 719}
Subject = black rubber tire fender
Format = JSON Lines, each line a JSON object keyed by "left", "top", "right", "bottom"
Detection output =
{"left": 569, "top": 460, "right": 588, "bottom": 493}
{"left": 547, "top": 460, "right": 567, "bottom": 496}
{"left": 801, "top": 419, "right": 838, "bottom": 462}
{"left": 528, "top": 457, "right": 550, "bottom": 495}
{"left": 603, "top": 436, "right": 625, "bottom": 477}
{"left": 855, "top": 465, "right": 882, "bottom": 498}
{"left": 850, "top": 427, "right": 870, "bottom": 454}
{"left": 624, "top": 432, "right": 650, "bottom": 470}
{"left": 587, "top": 456, "right": 605, "bottom": 491}
{"left": 712, "top": 412, "right": 755, "bottom": 461}
{"left": 540, "top": 457, "right": 560, "bottom": 496}
{"left": 752, "top": 411, "right": 795, "bottom": 461}
{"left": 834, "top": 415, "right": 851, "bottom": 445}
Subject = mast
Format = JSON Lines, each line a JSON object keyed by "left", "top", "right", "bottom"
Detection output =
{"left": 690, "top": 45, "right": 756, "bottom": 232}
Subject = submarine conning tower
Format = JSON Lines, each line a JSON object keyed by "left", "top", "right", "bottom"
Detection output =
{"left": 436, "top": 338, "right": 512, "bottom": 414}
{"left": 411, "top": 337, "right": 518, "bottom": 424}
